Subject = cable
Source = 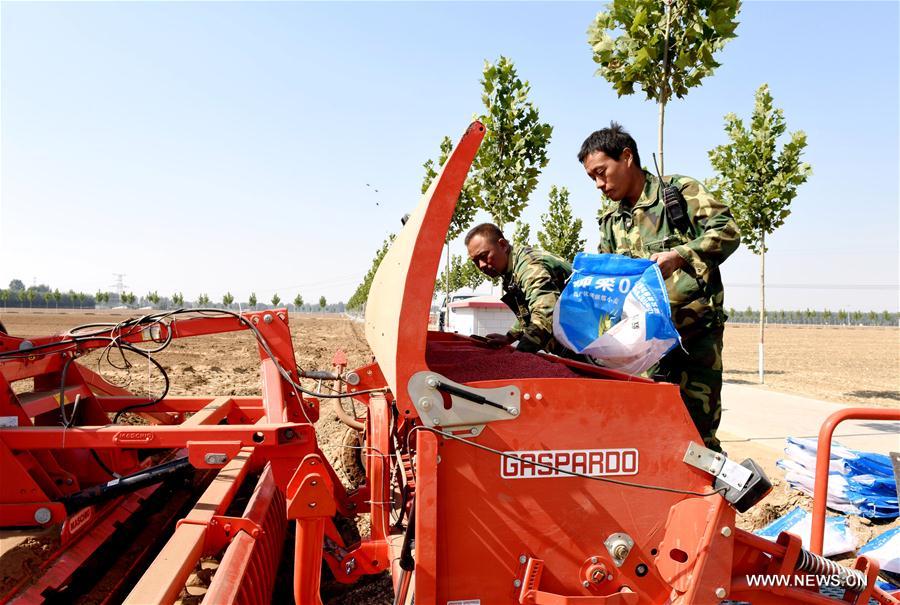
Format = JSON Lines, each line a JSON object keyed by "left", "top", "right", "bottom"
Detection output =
{"left": 407, "top": 426, "right": 727, "bottom": 498}
{"left": 111, "top": 344, "right": 170, "bottom": 422}
{"left": 58, "top": 355, "right": 77, "bottom": 427}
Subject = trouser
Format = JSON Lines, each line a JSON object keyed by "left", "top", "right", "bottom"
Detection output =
{"left": 651, "top": 327, "right": 724, "bottom": 452}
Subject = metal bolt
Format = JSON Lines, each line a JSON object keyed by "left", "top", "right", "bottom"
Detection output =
{"left": 715, "top": 587, "right": 727, "bottom": 599}
{"left": 420, "top": 398, "right": 432, "bottom": 410}
{"left": 425, "top": 377, "right": 438, "bottom": 388}
{"left": 431, "top": 417, "right": 440, "bottom": 426}
{"left": 591, "top": 556, "right": 599, "bottom": 564}
{"left": 284, "top": 429, "right": 296, "bottom": 440}
{"left": 507, "top": 407, "right": 519, "bottom": 416}
{"left": 607, "top": 574, "right": 613, "bottom": 581}
{"left": 714, "top": 454, "right": 722, "bottom": 461}
{"left": 535, "top": 393, "right": 543, "bottom": 400}
{"left": 308, "top": 502, "right": 317, "bottom": 508}
{"left": 205, "top": 453, "right": 228, "bottom": 465}
{"left": 263, "top": 313, "right": 273, "bottom": 324}
{"left": 613, "top": 544, "right": 628, "bottom": 560}
{"left": 523, "top": 393, "right": 531, "bottom": 400}
{"left": 252, "top": 316, "right": 259, "bottom": 324}
{"left": 34, "top": 508, "right": 52, "bottom": 524}
{"left": 721, "top": 526, "right": 732, "bottom": 537}
{"left": 470, "top": 428, "right": 478, "bottom": 435}
{"left": 582, "top": 581, "right": 590, "bottom": 588}
{"left": 519, "top": 555, "right": 527, "bottom": 564}
{"left": 311, "top": 480, "right": 318, "bottom": 486}
{"left": 513, "top": 579, "right": 522, "bottom": 588}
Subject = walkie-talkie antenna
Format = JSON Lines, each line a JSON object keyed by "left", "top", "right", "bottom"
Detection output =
{"left": 652, "top": 152, "right": 666, "bottom": 184}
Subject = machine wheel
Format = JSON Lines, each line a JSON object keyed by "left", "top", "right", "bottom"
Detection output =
{"left": 335, "top": 426, "right": 367, "bottom": 489}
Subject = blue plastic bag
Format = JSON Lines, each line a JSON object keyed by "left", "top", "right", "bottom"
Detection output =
{"left": 553, "top": 253, "right": 680, "bottom": 374}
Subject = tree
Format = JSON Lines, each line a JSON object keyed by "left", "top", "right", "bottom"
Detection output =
{"left": 248, "top": 292, "right": 257, "bottom": 309}
{"left": 8, "top": 279, "right": 25, "bottom": 292}
{"left": 197, "top": 293, "right": 210, "bottom": 306}
{"left": 72, "top": 291, "right": 82, "bottom": 309}
{"left": 271, "top": 293, "right": 281, "bottom": 307}
{"left": 222, "top": 292, "right": 234, "bottom": 308}
{"left": 536, "top": 186, "right": 585, "bottom": 263}
{"left": 587, "top": 0, "right": 740, "bottom": 174}
{"left": 25, "top": 289, "right": 36, "bottom": 308}
{"left": 172, "top": 292, "right": 184, "bottom": 307}
{"left": 422, "top": 136, "right": 481, "bottom": 305}
{"left": 318, "top": 296, "right": 327, "bottom": 310}
{"left": 348, "top": 235, "right": 395, "bottom": 311}
{"left": 470, "top": 56, "right": 553, "bottom": 229}
{"left": 0, "top": 290, "right": 8, "bottom": 309}
{"left": 422, "top": 136, "right": 480, "bottom": 242}
{"left": 707, "top": 84, "right": 811, "bottom": 384}
{"left": 512, "top": 220, "right": 531, "bottom": 247}
{"left": 438, "top": 255, "right": 486, "bottom": 294}
{"left": 294, "top": 294, "right": 304, "bottom": 310}
{"left": 148, "top": 291, "right": 161, "bottom": 308}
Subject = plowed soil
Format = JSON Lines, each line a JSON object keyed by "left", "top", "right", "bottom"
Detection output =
{"left": 1, "top": 311, "right": 897, "bottom": 603}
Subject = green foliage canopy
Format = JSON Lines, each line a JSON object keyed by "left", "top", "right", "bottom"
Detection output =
{"left": 471, "top": 56, "right": 553, "bottom": 229}
{"left": 587, "top": 0, "right": 740, "bottom": 102}
{"left": 707, "top": 84, "right": 812, "bottom": 254}
{"left": 536, "top": 186, "right": 585, "bottom": 263}
{"left": 511, "top": 220, "right": 531, "bottom": 247}
{"left": 421, "top": 136, "right": 480, "bottom": 242}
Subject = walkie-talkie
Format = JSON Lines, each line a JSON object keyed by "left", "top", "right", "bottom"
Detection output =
{"left": 652, "top": 153, "right": 691, "bottom": 236}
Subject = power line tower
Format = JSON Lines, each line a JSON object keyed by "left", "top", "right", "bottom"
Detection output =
{"left": 110, "top": 274, "right": 128, "bottom": 300}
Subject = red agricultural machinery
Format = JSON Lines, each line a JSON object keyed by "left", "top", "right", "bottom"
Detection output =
{"left": 1, "top": 122, "right": 898, "bottom": 605}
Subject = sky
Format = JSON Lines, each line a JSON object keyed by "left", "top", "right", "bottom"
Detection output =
{"left": 1, "top": 1, "right": 898, "bottom": 312}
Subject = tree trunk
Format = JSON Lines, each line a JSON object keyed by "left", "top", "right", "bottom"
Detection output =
{"left": 658, "top": 102, "right": 666, "bottom": 176}
{"left": 758, "top": 230, "right": 766, "bottom": 384}
{"left": 658, "top": 0, "right": 673, "bottom": 176}
{"left": 445, "top": 242, "right": 450, "bottom": 304}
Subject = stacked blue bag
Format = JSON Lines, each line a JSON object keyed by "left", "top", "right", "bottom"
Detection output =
{"left": 552, "top": 253, "right": 680, "bottom": 374}
{"left": 778, "top": 437, "right": 898, "bottom": 519}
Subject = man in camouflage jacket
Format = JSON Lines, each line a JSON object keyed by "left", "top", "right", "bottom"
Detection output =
{"left": 578, "top": 123, "right": 740, "bottom": 451}
{"left": 465, "top": 223, "right": 574, "bottom": 356}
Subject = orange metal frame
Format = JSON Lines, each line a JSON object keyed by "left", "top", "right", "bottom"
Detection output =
{"left": 809, "top": 408, "right": 900, "bottom": 555}
{"left": 2, "top": 121, "right": 898, "bottom": 605}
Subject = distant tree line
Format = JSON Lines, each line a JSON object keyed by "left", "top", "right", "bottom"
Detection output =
{"left": 728, "top": 307, "right": 898, "bottom": 327}
{"left": 0, "top": 279, "right": 344, "bottom": 313}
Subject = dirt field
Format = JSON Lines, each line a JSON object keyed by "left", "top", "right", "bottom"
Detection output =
{"left": 1, "top": 311, "right": 897, "bottom": 603}
{"left": 723, "top": 324, "right": 899, "bottom": 408}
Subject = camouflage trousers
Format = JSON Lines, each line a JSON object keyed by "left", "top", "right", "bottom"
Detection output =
{"left": 650, "top": 327, "right": 724, "bottom": 452}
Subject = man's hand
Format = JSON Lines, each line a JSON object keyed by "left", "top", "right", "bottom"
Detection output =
{"left": 484, "top": 333, "right": 513, "bottom": 348}
{"left": 649, "top": 250, "right": 685, "bottom": 279}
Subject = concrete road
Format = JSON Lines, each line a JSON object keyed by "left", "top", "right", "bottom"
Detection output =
{"left": 717, "top": 382, "right": 899, "bottom": 469}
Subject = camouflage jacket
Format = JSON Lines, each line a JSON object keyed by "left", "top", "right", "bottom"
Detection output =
{"left": 501, "top": 245, "right": 572, "bottom": 354}
{"left": 598, "top": 171, "right": 740, "bottom": 340}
